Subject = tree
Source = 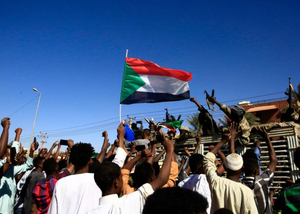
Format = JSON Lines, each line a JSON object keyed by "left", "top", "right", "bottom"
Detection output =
{"left": 245, "top": 112, "right": 261, "bottom": 126}
{"left": 186, "top": 113, "right": 200, "bottom": 135}
{"left": 219, "top": 112, "right": 260, "bottom": 127}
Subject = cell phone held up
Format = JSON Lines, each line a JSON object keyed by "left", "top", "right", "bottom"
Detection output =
{"left": 60, "top": 139, "right": 69, "bottom": 146}
{"left": 135, "top": 145, "right": 146, "bottom": 152}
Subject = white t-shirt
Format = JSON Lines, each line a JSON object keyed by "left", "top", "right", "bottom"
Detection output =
{"left": 178, "top": 174, "right": 211, "bottom": 214}
{"left": 86, "top": 183, "right": 154, "bottom": 214}
{"left": 48, "top": 147, "right": 127, "bottom": 214}
{"left": 48, "top": 173, "right": 101, "bottom": 214}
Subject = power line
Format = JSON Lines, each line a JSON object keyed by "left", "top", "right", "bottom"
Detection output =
{"left": 17, "top": 93, "right": 287, "bottom": 139}
{"left": 219, "top": 92, "right": 284, "bottom": 103}
{"left": 9, "top": 95, "right": 39, "bottom": 117}
{"left": 43, "top": 95, "right": 286, "bottom": 137}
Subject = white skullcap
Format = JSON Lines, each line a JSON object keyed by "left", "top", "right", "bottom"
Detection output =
{"left": 225, "top": 153, "right": 243, "bottom": 171}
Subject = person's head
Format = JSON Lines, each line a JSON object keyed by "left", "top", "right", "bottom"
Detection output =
{"left": 242, "top": 150, "right": 259, "bottom": 176}
{"left": 294, "top": 147, "right": 300, "bottom": 169}
{"left": 149, "top": 123, "right": 155, "bottom": 131}
{"left": 132, "top": 161, "right": 155, "bottom": 189}
{"left": 224, "top": 153, "right": 243, "bottom": 176}
{"left": 179, "top": 126, "right": 190, "bottom": 140}
{"left": 94, "top": 161, "right": 122, "bottom": 195}
{"left": 43, "top": 158, "right": 59, "bottom": 176}
{"left": 189, "top": 154, "right": 204, "bottom": 174}
{"left": 142, "top": 129, "right": 150, "bottom": 139}
{"left": 229, "top": 105, "right": 245, "bottom": 124}
{"left": 17, "top": 156, "right": 27, "bottom": 165}
{"left": 143, "top": 187, "right": 208, "bottom": 214}
{"left": 242, "top": 149, "right": 257, "bottom": 160}
{"left": 243, "top": 158, "right": 259, "bottom": 177}
{"left": 214, "top": 208, "right": 234, "bottom": 214}
{"left": 33, "top": 156, "right": 45, "bottom": 169}
{"left": 70, "top": 142, "right": 94, "bottom": 171}
{"left": 58, "top": 159, "right": 67, "bottom": 171}
{"left": 134, "top": 129, "right": 143, "bottom": 139}
{"left": 131, "top": 123, "right": 137, "bottom": 130}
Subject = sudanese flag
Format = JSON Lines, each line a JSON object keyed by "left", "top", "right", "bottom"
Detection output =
{"left": 120, "top": 57, "right": 192, "bottom": 105}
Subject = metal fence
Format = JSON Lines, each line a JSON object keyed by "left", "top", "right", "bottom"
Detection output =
{"left": 174, "top": 125, "right": 299, "bottom": 192}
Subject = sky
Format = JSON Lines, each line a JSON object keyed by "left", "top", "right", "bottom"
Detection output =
{"left": 1, "top": 0, "right": 299, "bottom": 152}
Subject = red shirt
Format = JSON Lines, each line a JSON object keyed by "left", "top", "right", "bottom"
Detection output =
{"left": 32, "top": 169, "right": 70, "bottom": 214}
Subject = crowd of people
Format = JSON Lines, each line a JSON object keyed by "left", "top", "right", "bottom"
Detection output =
{"left": 0, "top": 95, "right": 299, "bottom": 214}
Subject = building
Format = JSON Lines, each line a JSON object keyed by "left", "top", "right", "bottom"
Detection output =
{"left": 239, "top": 99, "right": 288, "bottom": 124}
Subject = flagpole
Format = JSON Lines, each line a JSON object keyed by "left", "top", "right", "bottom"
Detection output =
{"left": 120, "top": 49, "right": 129, "bottom": 122}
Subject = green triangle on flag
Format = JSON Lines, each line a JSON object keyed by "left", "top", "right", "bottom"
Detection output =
{"left": 120, "top": 62, "right": 146, "bottom": 103}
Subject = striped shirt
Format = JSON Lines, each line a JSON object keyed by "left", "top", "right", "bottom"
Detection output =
{"left": 32, "top": 169, "right": 70, "bottom": 214}
{"left": 242, "top": 169, "right": 274, "bottom": 214}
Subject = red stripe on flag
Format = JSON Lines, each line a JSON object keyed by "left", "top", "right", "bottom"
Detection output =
{"left": 126, "top": 57, "right": 192, "bottom": 82}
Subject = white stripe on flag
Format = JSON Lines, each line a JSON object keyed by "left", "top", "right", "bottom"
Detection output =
{"left": 137, "top": 75, "right": 190, "bottom": 95}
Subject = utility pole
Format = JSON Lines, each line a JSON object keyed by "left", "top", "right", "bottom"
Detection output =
{"left": 37, "top": 132, "right": 48, "bottom": 149}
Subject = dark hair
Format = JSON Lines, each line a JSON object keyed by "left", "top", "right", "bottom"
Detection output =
{"left": 33, "top": 156, "right": 45, "bottom": 168}
{"left": 143, "top": 187, "right": 208, "bottom": 214}
{"left": 43, "top": 158, "right": 58, "bottom": 175}
{"left": 105, "top": 154, "right": 116, "bottom": 162}
{"left": 143, "top": 129, "right": 150, "bottom": 137}
{"left": 94, "top": 161, "right": 121, "bottom": 193}
{"left": 132, "top": 162, "right": 154, "bottom": 189}
{"left": 243, "top": 158, "right": 259, "bottom": 176}
{"left": 58, "top": 159, "right": 67, "bottom": 171}
{"left": 242, "top": 149, "right": 257, "bottom": 160}
{"left": 134, "top": 130, "right": 143, "bottom": 139}
{"left": 214, "top": 208, "right": 234, "bottom": 214}
{"left": 70, "top": 143, "right": 94, "bottom": 169}
{"left": 294, "top": 147, "right": 300, "bottom": 168}
{"left": 189, "top": 154, "right": 204, "bottom": 173}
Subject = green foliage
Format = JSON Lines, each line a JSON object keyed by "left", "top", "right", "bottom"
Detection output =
{"left": 219, "top": 112, "right": 260, "bottom": 127}
{"left": 245, "top": 112, "right": 261, "bottom": 126}
{"left": 186, "top": 113, "right": 200, "bottom": 135}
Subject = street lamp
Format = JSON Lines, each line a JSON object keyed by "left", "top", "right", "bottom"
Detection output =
{"left": 29, "top": 88, "right": 42, "bottom": 146}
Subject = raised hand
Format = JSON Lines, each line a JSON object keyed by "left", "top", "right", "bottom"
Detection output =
{"left": 183, "top": 146, "right": 189, "bottom": 153}
{"left": 67, "top": 139, "right": 74, "bottom": 149}
{"left": 130, "top": 144, "right": 138, "bottom": 154}
{"left": 102, "top": 131, "right": 108, "bottom": 138}
{"left": 29, "top": 140, "right": 39, "bottom": 158}
{"left": 141, "top": 149, "right": 153, "bottom": 158}
{"left": 15, "top": 143, "right": 24, "bottom": 162}
{"left": 195, "top": 134, "right": 201, "bottom": 143}
{"left": 51, "top": 141, "right": 58, "bottom": 150}
{"left": 117, "top": 122, "right": 125, "bottom": 139}
{"left": 31, "top": 141, "right": 39, "bottom": 151}
{"left": 256, "top": 126, "right": 269, "bottom": 140}
{"left": 15, "top": 127, "right": 22, "bottom": 134}
{"left": 163, "top": 136, "right": 174, "bottom": 153}
{"left": 41, "top": 148, "right": 48, "bottom": 157}
{"left": 206, "top": 94, "right": 216, "bottom": 104}
{"left": 1, "top": 117, "right": 10, "bottom": 129}
{"left": 221, "top": 133, "right": 231, "bottom": 143}
{"left": 229, "top": 122, "right": 241, "bottom": 140}
{"left": 117, "top": 122, "right": 125, "bottom": 149}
